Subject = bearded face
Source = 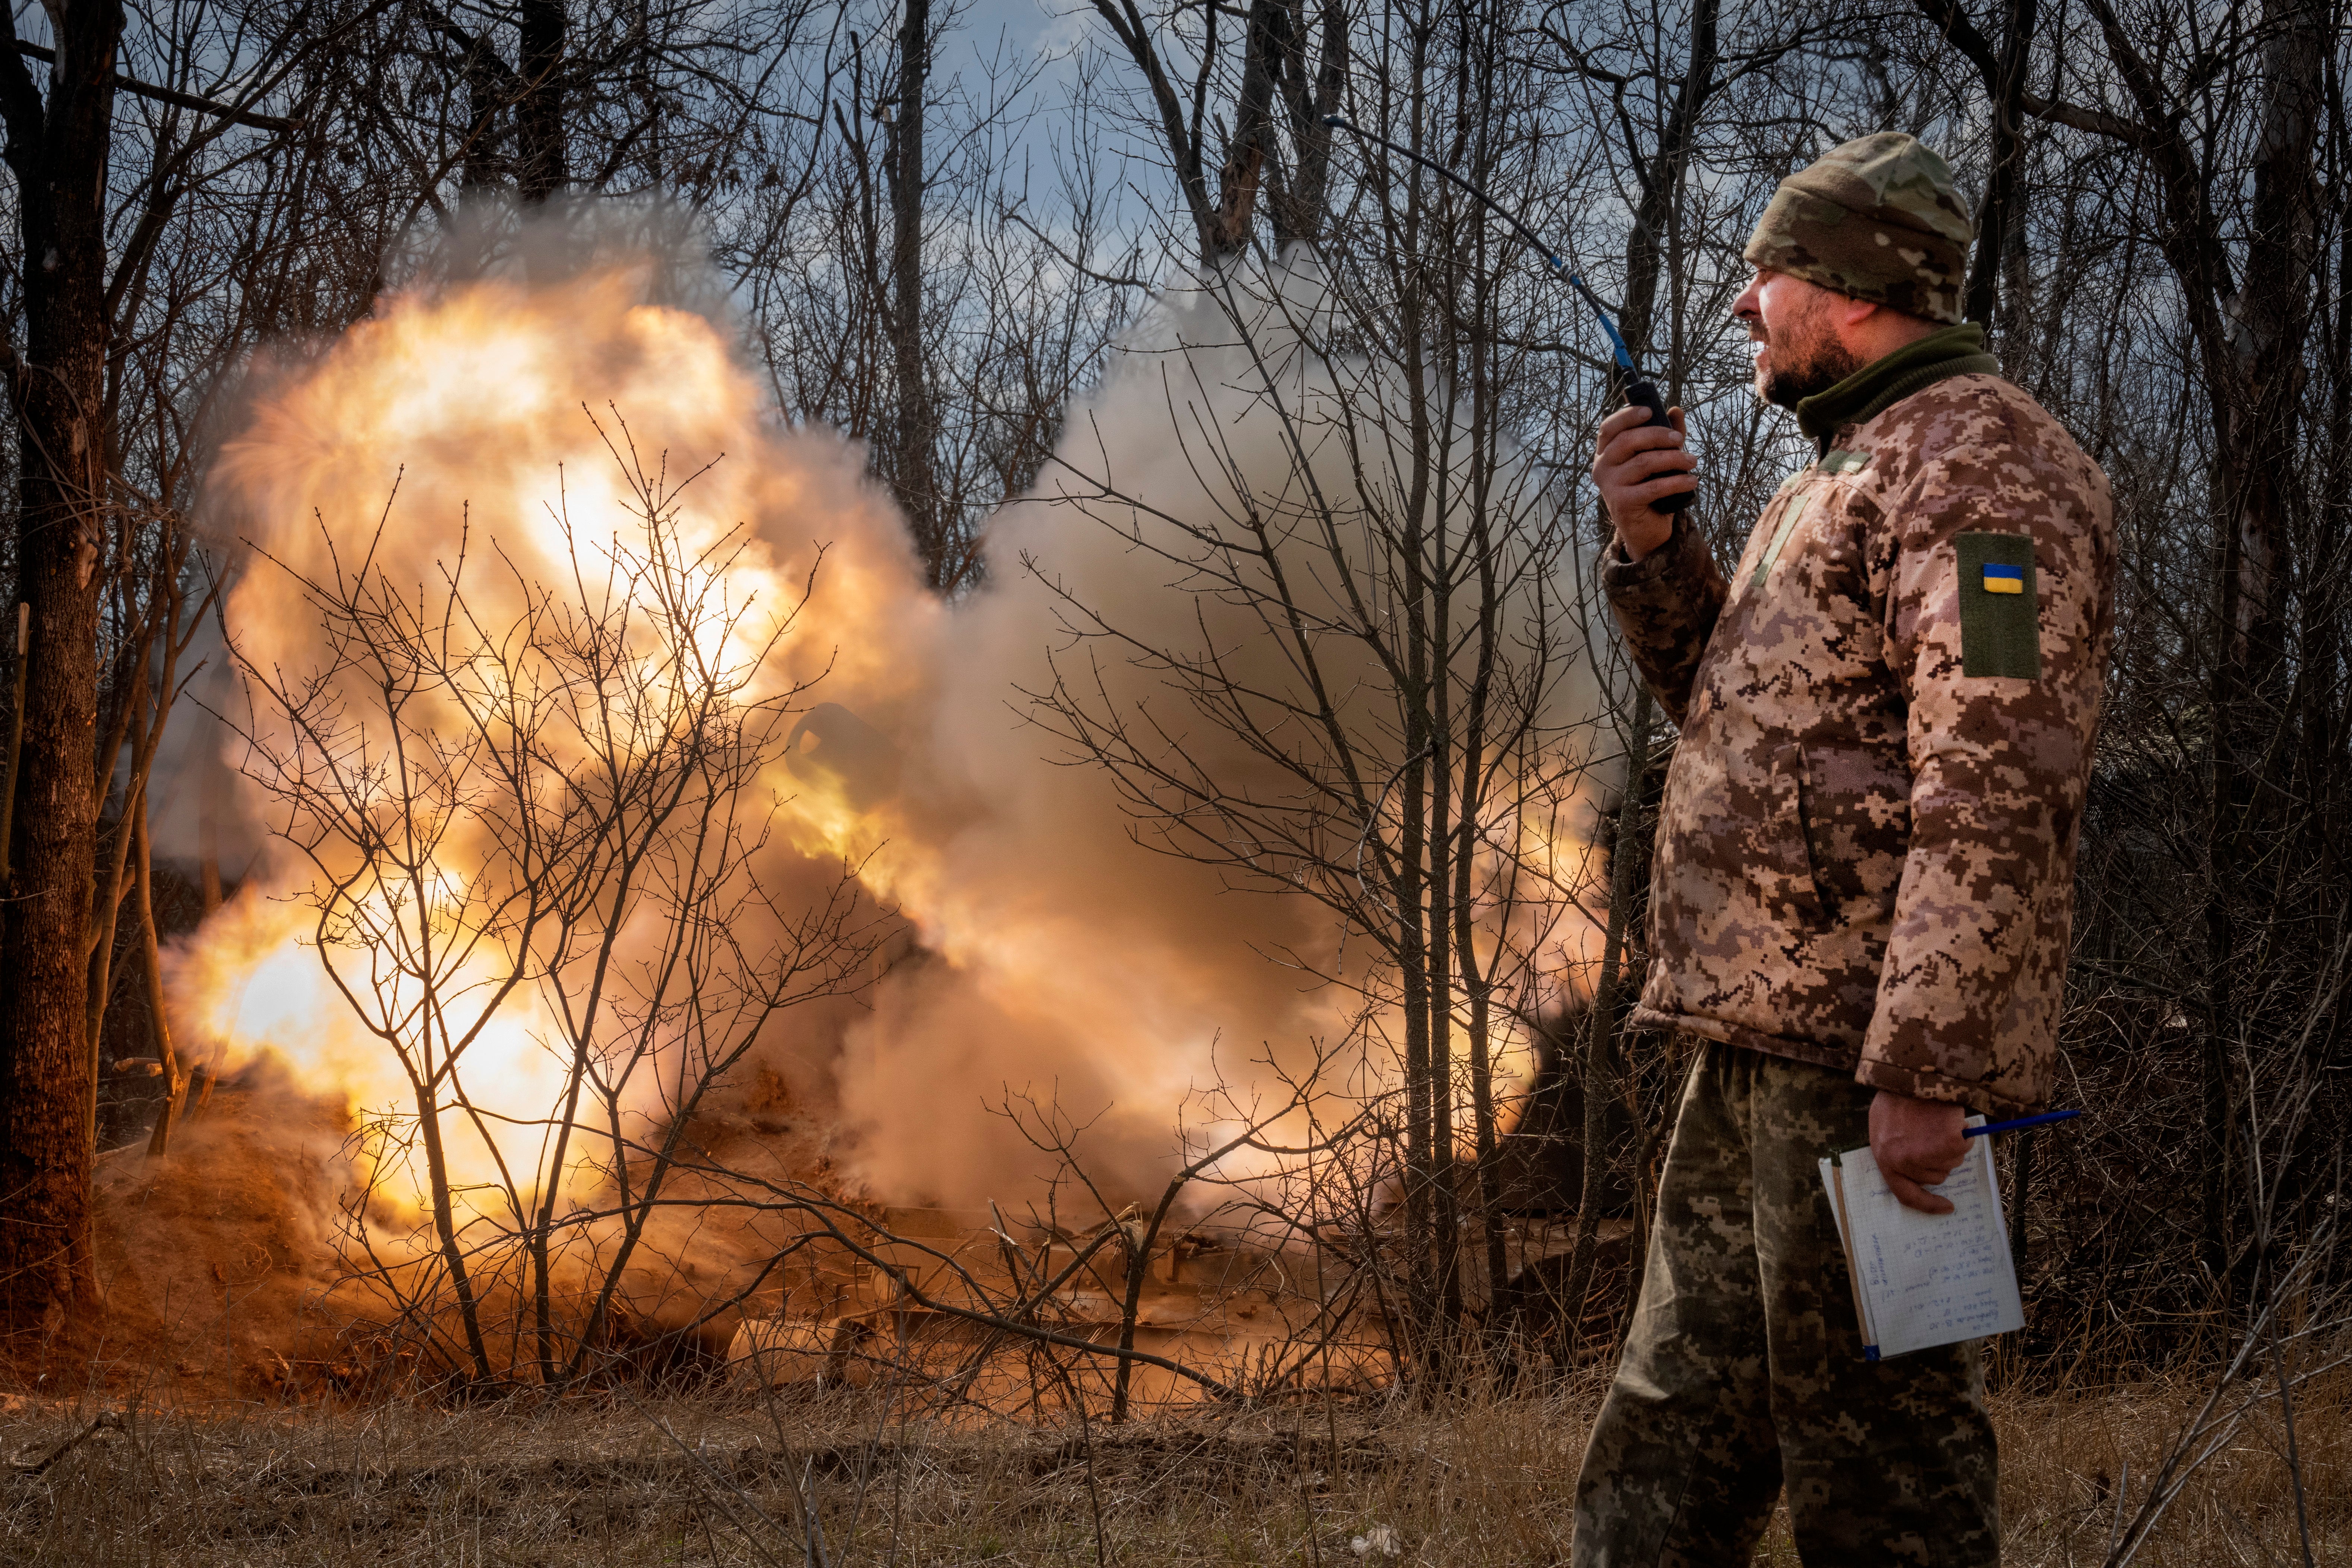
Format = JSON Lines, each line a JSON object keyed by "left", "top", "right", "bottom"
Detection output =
{"left": 1749, "top": 286, "right": 1865, "bottom": 408}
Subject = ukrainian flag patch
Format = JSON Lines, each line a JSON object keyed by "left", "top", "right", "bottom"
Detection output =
{"left": 1955, "top": 532, "right": 2040, "bottom": 679}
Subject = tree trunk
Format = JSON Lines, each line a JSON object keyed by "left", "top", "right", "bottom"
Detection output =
{"left": 460, "top": 30, "right": 509, "bottom": 193}
{"left": 1571, "top": 0, "right": 1712, "bottom": 1332}
{"left": 887, "top": 0, "right": 942, "bottom": 583}
{"left": 517, "top": 0, "right": 566, "bottom": 201}
{"left": 1270, "top": 0, "right": 1344, "bottom": 247}
{"left": 0, "top": 603, "right": 26, "bottom": 899}
{"left": 1614, "top": 0, "right": 1717, "bottom": 373}
{"left": 198, "top": 745, "right": 222, "bottom": 915}
{"left": 0, "top": 0, "right": 124, "bottom": 1328}
{"left": 1963, "top": 0, "right": 2037, "bottom": 331}
{"left": 135, "top": 804, "right": 184, "bottom": 1158}
{"left": 2193, "top": 0, "right": 2325, "bottom": 1294}
{"left": 1210, "top": 0, "right": 1284, "bottom": 258}
{"left": 416, "top": 1067, "right": 495, "bottom": 1381}
{"left": 1562, "top": 686, "right": 1651, "bottom": 1338}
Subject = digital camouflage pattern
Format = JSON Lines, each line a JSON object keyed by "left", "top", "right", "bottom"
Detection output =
{"left": 1571, "top": 1040, "right": 1998, "bottom": 1567}
{"left": 1743, "top": 134, "right": 1974, "bottom": 326}
{"left": 1603, "top": 371, "right": 2115, "bottom": 1114}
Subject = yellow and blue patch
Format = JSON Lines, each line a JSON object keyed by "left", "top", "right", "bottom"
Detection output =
{"left": 1956, "top": 532, "right": 2040, "bottom": 679}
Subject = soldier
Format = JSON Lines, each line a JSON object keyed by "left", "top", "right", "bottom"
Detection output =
{"left": 1570, "top": 133, "right": 2115, "bottom": 1566}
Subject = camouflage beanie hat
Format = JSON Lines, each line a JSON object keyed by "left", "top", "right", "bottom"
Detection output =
{"left": 1743, "top": 133, "right": 1974, "bottom": 325}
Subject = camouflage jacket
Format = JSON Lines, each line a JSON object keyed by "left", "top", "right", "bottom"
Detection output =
{"left": 1604, "top": 373, "right": 2115, "bottom": 1113}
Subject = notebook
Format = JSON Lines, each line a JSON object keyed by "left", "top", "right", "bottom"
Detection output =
{"left": 1819, "top": 1121, "right": 2024, "bottom": 1360}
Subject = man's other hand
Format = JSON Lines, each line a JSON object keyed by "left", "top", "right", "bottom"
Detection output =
{"left": 1592, "top": 402, "right": 1699, "bottom": 561}
{"left": 1869, "top": 1091, "right": 1969, "bottom": 1214}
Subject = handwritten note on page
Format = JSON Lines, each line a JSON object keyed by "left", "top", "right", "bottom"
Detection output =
{"left": 1818, "top": 1129, "right": 2024, "bottom": 1360}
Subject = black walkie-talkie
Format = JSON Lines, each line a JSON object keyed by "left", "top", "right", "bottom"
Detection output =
{"left": 1611, "top": 374, "right": 1693, "bottom": 518}
{"left": 1321, "top": 116, "right": 1695, "bottom": 518}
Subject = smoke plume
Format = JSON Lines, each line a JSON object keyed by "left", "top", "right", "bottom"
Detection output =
{"left": 170, "top": 203, "right": 1615, "bottom": 1220}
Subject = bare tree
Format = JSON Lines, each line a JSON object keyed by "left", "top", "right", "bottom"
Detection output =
{"left": 232, "top": 424, "right": 883, "bottom": 1384}
{"left": 0, "top": 0, "right": 358, "bottom": 1328}
{"left": 1010, "top": 83, "right": 1623, "bottom": 1376}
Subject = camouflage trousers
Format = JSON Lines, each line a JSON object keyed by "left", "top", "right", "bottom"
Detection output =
{"left": 1570, "top": 1039, "right": 1999, "bottom": 1567}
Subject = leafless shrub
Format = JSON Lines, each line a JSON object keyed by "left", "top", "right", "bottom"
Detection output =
{"left": 228, "top": 419, "right": 888, "bottom": 1386}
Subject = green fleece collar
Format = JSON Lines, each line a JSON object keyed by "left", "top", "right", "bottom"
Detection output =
{"left": 1795, "top": 322, "right": 2002, "bottom": 448}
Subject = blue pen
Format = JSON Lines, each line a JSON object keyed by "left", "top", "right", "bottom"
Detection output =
{"left": 1964, "top": 1108, "right": 2082, "bottom": 1138}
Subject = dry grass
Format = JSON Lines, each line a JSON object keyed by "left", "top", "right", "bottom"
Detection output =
{"left": 0, "top": 1367, "right": 2341, "bottom": 1567}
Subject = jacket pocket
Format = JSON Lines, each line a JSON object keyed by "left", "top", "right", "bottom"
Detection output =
{"left": 1749, "top": 742, "right": 1825, "bottom": 924}
{"left": 1799, "top": 742, "right": 1913, "bottom": 920}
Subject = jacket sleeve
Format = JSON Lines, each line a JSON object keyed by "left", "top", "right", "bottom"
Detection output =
{"left": 1857, "top": 437, "right": 2113, "bottom": 1111}
{"left": 1601, "top": 514, "right": 1729, "bottom": 728}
